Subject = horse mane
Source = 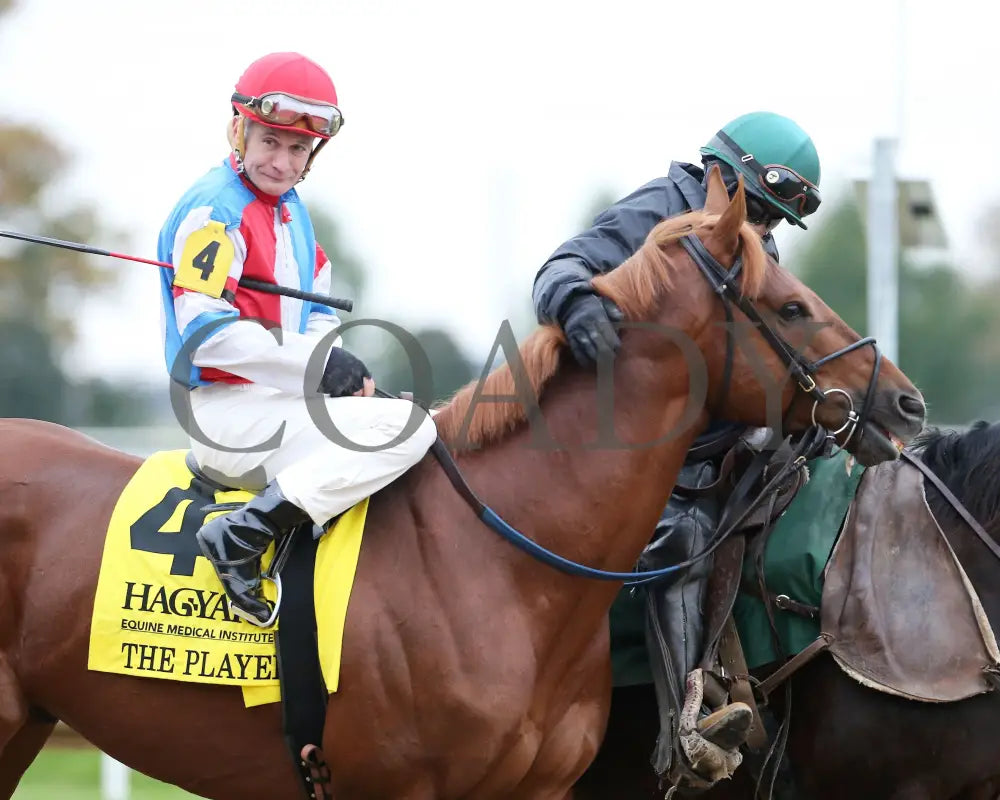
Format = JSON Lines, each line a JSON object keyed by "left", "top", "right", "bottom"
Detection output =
{"left": 590, "top": 210, "right": 767, "bottom": 318}
{"left": 432, "top": 211, "right": 769, "bottom": 450}
{"left": 912, "top": 420, "right": 1000, "bottom": 534}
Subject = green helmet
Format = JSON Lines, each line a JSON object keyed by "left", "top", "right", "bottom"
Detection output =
{"left": 700, "top": 111, "right": 821, "bottom": 229}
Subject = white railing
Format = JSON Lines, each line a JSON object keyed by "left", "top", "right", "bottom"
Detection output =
{"left": 100, "top": 755, "right": 130, "bottom": 800}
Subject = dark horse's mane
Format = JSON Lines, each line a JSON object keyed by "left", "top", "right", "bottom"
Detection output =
{"left": 913, "top": 420, "right": 1000, "bottom": 534}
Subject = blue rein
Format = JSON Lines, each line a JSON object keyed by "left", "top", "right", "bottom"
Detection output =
{"left": 427, "top": 426, "right": 826, "bottom": 587}
{"left": 479, "top": 506, "right": 687, "bottom": 585}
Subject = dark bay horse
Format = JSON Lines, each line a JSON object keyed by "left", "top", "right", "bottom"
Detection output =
{"left": 577, "top": 421, "right": 1000, "bottom": 800}
{"left": 772, "top": 421, "right": 1000, "bottom": 800}
{"left": 0, "top": 170, "right": 925, "bottom": 799}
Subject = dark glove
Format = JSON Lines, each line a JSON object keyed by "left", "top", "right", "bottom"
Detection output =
{"left": 559, "top": 292, "right": 624, "bottom": 366}
{"left": 320, "top": 347, "right": 371, "bottom": 397}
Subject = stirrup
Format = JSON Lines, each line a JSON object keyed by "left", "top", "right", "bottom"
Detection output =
{"left": 696, "top": 703, "right": 753, "bottom": 751}
{"left": 674, "top": 669, "right": 743, "bottom": 786}
{"left": 228, "top": 573, "right": 282, "bottom": 628}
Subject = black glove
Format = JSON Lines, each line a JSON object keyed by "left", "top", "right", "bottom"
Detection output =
{"left": 559, "top": 292, "right": 624, "bottom": 366}
{"left": 320, "top": 347, "right": 371, "bottom": 397}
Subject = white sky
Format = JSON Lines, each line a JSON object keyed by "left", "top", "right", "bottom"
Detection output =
{"left": 1, "top": 0, "right": 998, "bottom": 382}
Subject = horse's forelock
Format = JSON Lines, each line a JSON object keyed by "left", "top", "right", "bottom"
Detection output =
{"left": 594, "top": 211, "right": 769, "bottom": 318}
{"left": 914, "top": 421, "right": 1000, "bottom": 533}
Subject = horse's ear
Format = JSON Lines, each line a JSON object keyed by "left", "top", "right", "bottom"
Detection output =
{"left": 709, "top": 173, "right": 747, "bottom": 260}
{"left": 703, "top": 164, "right": 730, "bottom": 216}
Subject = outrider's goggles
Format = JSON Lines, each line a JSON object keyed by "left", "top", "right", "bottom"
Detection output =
{"left": 717, "top": 130, "right": 820, "bottom": 217}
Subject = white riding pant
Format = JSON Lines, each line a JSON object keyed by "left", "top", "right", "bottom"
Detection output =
{"left": 185, "top": 383, "right": 437, "bottom": 526}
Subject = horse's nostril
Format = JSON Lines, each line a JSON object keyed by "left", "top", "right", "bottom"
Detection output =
{"left": 898, "top": 394, "right": 925, "bottom": 419}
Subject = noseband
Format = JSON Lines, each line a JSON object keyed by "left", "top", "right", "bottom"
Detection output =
{"left": 679, "top": 234, "right": 882, "bottom": 448}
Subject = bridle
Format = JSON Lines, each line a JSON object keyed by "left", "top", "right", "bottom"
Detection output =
{"left": 678, "top": 234, "right": 882, "bottom": 449}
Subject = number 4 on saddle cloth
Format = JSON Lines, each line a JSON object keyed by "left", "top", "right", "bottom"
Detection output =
{"left": 87, "top": 448, "right": 367, "bottom": 710}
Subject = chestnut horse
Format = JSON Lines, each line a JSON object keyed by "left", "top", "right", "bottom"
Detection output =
{"left": 0, "top": 170, "right": 924, "bottom": 799}
{"left": 576, "top": 422, "right": 1000, "bottom": 800}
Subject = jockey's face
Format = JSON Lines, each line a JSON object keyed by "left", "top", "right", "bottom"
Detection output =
{"left": 241, "top": 122, "right": 314, "bottom": 196}
{"left": 745, "top": 193, "right": 785, "bottom": 238}
{"left": 748, "top": 219, "right": 781, "bottom": 238}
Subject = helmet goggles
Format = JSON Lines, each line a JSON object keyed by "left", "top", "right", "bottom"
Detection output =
{"left": 717, "top": 130, "right": 820, "bottom": 217}
{"left": 232, "top": 91, "right": 344, "bottom": 137}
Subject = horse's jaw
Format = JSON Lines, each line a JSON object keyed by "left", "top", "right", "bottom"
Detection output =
{"left": 847, "top": 391, "right": 926, "bottom": 467}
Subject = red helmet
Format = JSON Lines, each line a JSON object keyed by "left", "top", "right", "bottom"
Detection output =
{"left": 232, "top": 52, "right": 343, "bottom": 140}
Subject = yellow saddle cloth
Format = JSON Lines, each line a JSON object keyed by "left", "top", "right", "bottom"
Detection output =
{"left": 87, "top": 449, "right": 367, "bottom": 707}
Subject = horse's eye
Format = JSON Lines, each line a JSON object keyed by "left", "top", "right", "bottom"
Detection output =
{"left": 779, "top": 301, "right": 809, "bottom": 321}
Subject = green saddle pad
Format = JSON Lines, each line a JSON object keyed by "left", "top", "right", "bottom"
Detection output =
{"left": 733, "top": 449, "right": 865, "bottom": 668}
{"left": 609, "top": 585, "right": 652, "bottom": 686}
{"left": 608, "top": 450, "right": 865, "bottom": 685}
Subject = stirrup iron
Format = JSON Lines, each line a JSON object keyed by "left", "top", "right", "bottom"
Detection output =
{"left": 228, "top": 573, "right": 283, "bottom": 628}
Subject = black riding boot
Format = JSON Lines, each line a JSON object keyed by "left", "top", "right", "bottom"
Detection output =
{"left": 196, "top": 480, "right": 310, "bottom": 626}
{"left": 641, "top": 459, "right": 750, "bottom": 779}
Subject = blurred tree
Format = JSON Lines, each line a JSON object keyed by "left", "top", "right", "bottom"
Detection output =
{"left": 72, "top": 378, "right": 160, "bottom": 426}
{"left": 0, "top": 318, "right": 68, "bottom": 420}
{"left": 789, "top": 197, "right": 1000, "bottom": 425}
{"left": 977, "top": 201, "right": 1000, "bottom": 276}
{"left": 0, "top": 0, "right": 137, "bottom": 423}
{"left": 310, "top": 205, "right": 366, "bottom": 311}
{"left": 0, "top": 127, "right": 115, "bottom": 346}
{"left": 375, "top": 326, "right": 477, "bottom": 405}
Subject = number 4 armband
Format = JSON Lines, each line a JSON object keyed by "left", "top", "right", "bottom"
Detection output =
{"left": 173, "top": 220, "right": 236, "bottom": 299}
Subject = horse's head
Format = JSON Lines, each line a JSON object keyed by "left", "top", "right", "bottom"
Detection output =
{"left": 595, "top": 165, "right": 925, "bottom": 467}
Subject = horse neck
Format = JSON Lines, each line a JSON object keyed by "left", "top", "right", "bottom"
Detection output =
{"left": 455, "top": 323, "right": 711, "bottom": 618}
{"left": 938, "top": 505, "right": 1000, "bottom": 625}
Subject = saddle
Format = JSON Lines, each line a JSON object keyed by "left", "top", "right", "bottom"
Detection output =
{"left": 821, "top": 457, "right": 1000, "bottom": 702}
{"left": 695, "top": 443, "right": 1000, "bottom": 771}
{"left": 692, "top": 435, "right": 812, "bottom": 746}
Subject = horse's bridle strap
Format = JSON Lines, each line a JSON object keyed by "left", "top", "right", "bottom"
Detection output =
{"left": 678, "top": 233, "right": 883, "bottom": 447}
{"left": 679, "top": 234, "right": 825, "bottom": 402}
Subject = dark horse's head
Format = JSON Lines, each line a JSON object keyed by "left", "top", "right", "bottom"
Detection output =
{"left": 914, "top": 420, "right": 1000, "bottom": 535}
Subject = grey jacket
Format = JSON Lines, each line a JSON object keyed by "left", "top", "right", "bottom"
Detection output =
{"left": 532, "top": 161, "right": 779, "bottom": 325}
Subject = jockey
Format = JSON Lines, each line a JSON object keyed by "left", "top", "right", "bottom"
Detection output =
{"left": 531, "top": 111, "right": 822, "bottom": 782}
{"left": 157, "top": 52, "right": 437, "bottom": 627}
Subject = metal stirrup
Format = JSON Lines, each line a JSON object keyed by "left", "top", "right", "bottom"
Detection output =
{"left": 228, "top": 574, "right": 283, "bottom": 629}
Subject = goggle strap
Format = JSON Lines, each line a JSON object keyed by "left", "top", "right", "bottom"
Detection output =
{"left": 716, "top": 130, "right": 758, "bottom": 169}
{"left": 716, "top": 129, "right": 811, "bottom": 185}
{"left": 233, "top": 116, "right": 247, "bottom": 172}
{"left": 299, "top": 137, "right": 328, "bottom": 182}
{"left": 232, "top": 92, "right": 255, "bottom": 111}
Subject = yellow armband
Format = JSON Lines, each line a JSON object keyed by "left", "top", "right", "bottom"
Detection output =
{"left": 173, "top": 221, "right": 235, "bottom": 299}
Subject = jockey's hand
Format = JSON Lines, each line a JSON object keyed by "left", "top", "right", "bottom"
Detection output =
{"left": 320, "top": 347, "right": 372, "bottom": 397}
{"left": 558, "top": 291, "right": 624, "bottom": 367}
{"left": 354, "top": 377, "right": 376, "bottom": 398}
